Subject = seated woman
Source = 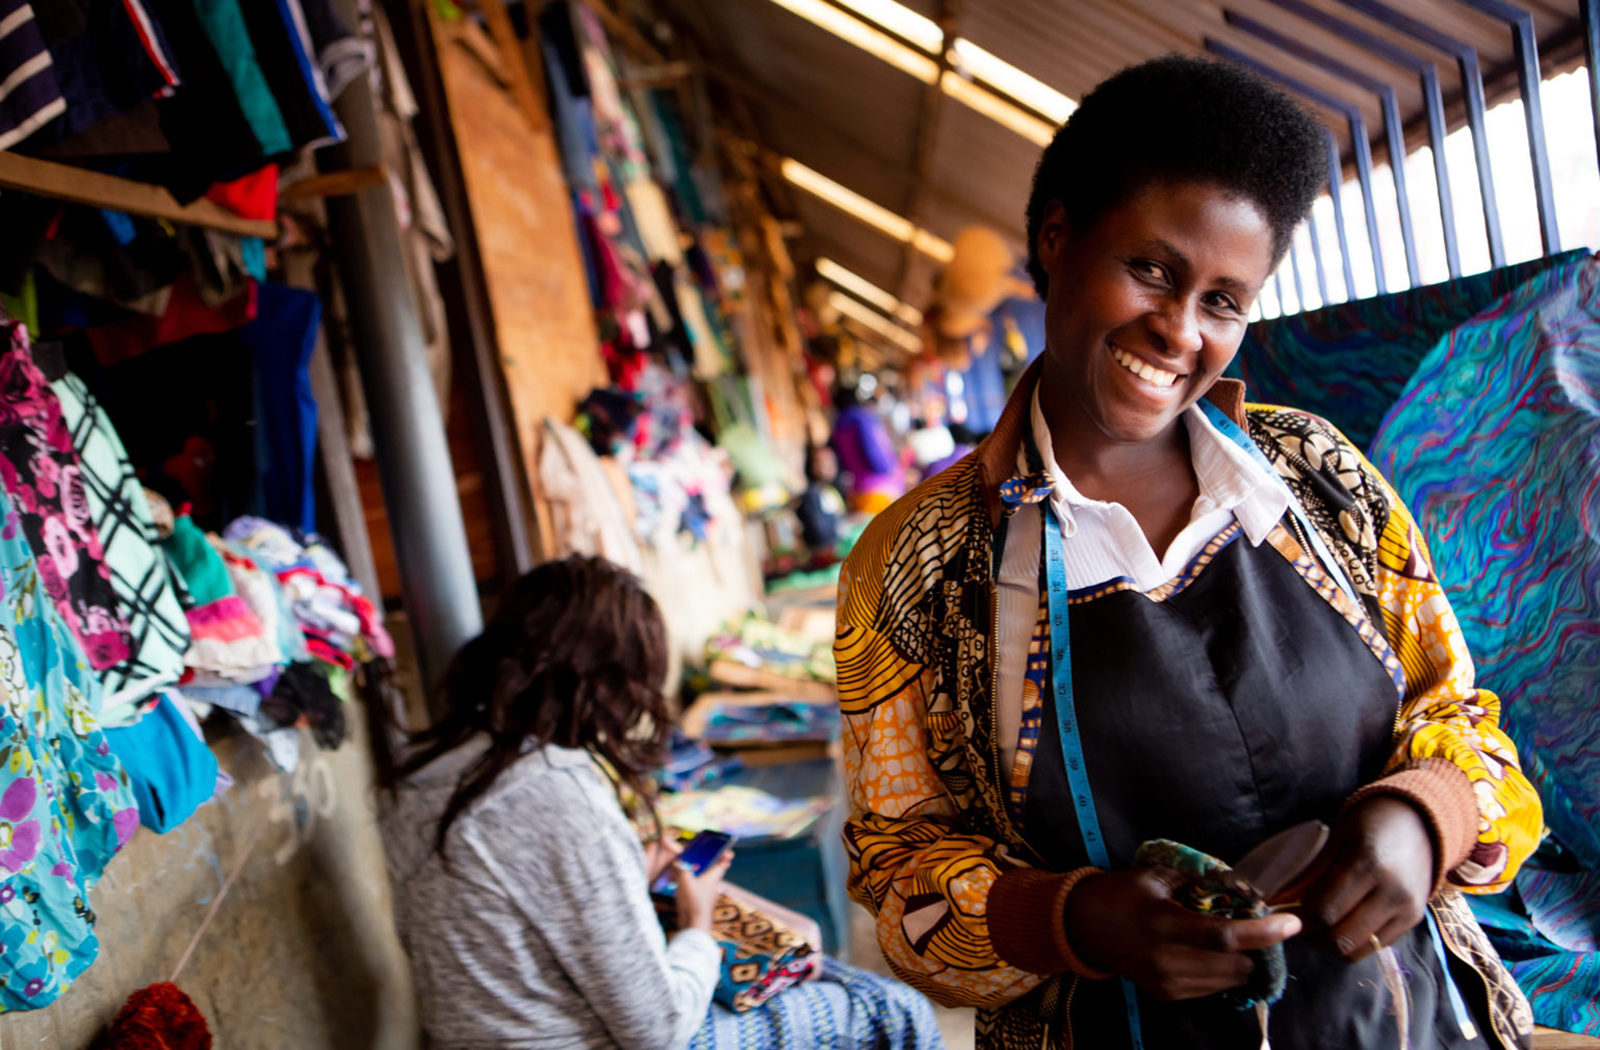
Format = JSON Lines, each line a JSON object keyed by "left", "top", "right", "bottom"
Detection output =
{"left": 836, "top": 57, "right": 1543, "bottom": 1049}
{"left": 378, "top": 555, "right": 945, "bottom": 1050}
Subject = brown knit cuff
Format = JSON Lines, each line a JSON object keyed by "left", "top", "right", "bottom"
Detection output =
{"left": 988, "top": 866, "right": 1110, "bottom": 978}
{"left": 1344, "top": 758, "right": 1478, "bottom": 896}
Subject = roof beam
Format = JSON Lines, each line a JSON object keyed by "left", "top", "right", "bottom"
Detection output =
{"left": 895, "top": 0, "right": 961, "bottom": 304}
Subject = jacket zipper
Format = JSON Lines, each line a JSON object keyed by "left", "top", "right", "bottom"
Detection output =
{"left": 1433, "top": 904, "right": 1503, "bottom": 1047}
{"left": 1058, "top": 974, "right": 1078, "bottom": 1049}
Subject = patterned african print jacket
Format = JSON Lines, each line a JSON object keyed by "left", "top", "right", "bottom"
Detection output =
{"left": 836, "top": 361, "right": 1543, "bottom": 1050}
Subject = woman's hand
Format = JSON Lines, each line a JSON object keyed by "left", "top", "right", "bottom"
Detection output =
{"left": 672, "top": 851, "right": 735, "bottom": 934}
{"left": 1297, "top": 796, "right": 1434, "bottom": 962}
{"left": 1065, "top": 867, "right": 1302, "bottom": 1000}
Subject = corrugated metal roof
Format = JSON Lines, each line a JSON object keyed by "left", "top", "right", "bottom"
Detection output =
{"left": 668, "top": 0, "right": 1589, "bottom": 314}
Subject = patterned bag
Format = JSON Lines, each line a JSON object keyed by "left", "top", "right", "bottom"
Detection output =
{"left": 709, "top": 892, "right": 820, "bottom": 1012}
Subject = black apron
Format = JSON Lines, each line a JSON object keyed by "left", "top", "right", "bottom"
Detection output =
{"left": 1022, "top": 526, "right": 1488, "bottom": 1050}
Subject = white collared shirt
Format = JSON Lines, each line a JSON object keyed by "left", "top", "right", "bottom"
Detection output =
{"left": 994, "top": 387, "right": 1291, "bottom": 777}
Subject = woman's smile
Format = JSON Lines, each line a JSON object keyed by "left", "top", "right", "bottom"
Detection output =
{"left": 1109, "top": 344, "right": 1182, "bottom": 391}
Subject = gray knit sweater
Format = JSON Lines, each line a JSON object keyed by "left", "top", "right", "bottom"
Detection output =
{"left": 380, "top": 740, "right": 722, "bottom": 1050}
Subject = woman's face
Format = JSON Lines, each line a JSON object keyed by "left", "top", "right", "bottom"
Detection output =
{"left": 1036, "top": 181, "right": 1276, "bottom": 449}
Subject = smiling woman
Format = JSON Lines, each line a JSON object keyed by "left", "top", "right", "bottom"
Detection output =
{"left": 836, "top": 55, "right": 1544, "bottom": 1050}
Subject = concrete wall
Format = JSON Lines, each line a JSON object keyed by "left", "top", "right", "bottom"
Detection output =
{"left": 0, "top": 711, "right": 417, "bottom": 1049}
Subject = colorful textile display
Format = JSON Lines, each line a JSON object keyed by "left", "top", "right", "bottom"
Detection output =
{"left": 50, "top": 372, "right": 189, "bottom": 723}
{"left": 161, "top": 515, "right": 274, "bottom": 680}
{"left": 0, "top": 485, "right": 137, "bottom": 1011}
{"left": 705, "top": 612, "right": 835, "bottom": 686}
{"left": 1232, "top": 250, "right": 1586, "bottom": 451}
{"left": 1369, "top": 256, "right": 1600, "bottom": 1033}
{"left": 220, "top": 516, "right": 392, "bottom": 662}
{"left": 1467, "top": 868, "right": 1600, "bottom": 1036}
{"left": 1369, "top": 255, "right": 1600, "bottom": 865}
{"left": 707, "top": 891, "right": 819, "bottom": 1012}
{"left": 0, "top": 320, "right": 130, "bottom": 670}
{"left": 687, "top": 956, "right": 944, "bottom": 1050}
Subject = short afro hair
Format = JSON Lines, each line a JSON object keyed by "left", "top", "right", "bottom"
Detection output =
{"left": 1024, "top": 55, "right": 1326, "bottom": 297}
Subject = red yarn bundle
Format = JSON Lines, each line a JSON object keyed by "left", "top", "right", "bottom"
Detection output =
{"left": 101, "top": 982, "right": 211, "bottom": 1050}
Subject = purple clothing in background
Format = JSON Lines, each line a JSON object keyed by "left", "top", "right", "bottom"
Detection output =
{"left": 831, "top": 405, "right": 902, "bottom": 504}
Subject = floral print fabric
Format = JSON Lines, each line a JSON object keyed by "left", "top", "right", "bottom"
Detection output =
{"left": 0, "top": 321, "right": 129, "bottom": 670}
{"left": 0, "top": 483, "right": 137, "bottom": 1010}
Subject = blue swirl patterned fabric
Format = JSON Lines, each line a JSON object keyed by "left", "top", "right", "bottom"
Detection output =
{"left": 1230, "top": 250, "right": 1586, "bottom": 451}
{"left": 0, "top": 486, "right": 137, "bottom": 1011}
{"left": 1368, "top": 254, "right": 1600, "bottom": 1034}
{"left": 1369, "top": 254, "right": 1600, "bottom": 865}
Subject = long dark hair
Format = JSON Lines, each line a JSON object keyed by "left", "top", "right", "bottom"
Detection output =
{"left": 383, "top": 555, "right": 672, "bottom": 857}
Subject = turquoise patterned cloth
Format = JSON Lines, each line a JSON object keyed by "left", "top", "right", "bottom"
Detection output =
{"left": 1369, "top": 254, "right": 1600, "bottom": 1034}
{"left": 1230, "top": 250, "right": 1586, "bottom": 451}
{"left": 0, "top": 486, "right": 137, "bottom": 1010}
{"left": 688, "top": 957, "right": 945, "bottom": 1050}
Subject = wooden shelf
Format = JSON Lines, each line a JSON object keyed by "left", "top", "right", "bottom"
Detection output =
{"left": 0, "top": 151, "right": 278, "bottom": 239}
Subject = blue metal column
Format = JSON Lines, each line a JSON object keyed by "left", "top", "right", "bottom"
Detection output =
{"left": 1335, "top": 0, "right": 1506, "bottom": 267}
{"left": 1325, "top": 131, "right": 1358, "bottom": 300}
{"left": 1206, "top": 40, "right": 1386, "bottom": 293}
{"left": 1588, "top": 0, "right": 1600, "bottom": 178}
{"left": 1453, "top": 0, "right": 1561, "bottom": 256}
{"left": 1306, "top": 212, "right": 1332, "bottom": 304}
{"left": 1225, "top": 10, "right": 1420, "bottom": 286}
{"left": 1288, "top": 235, "right": 1307, "bottom": 310}
{"left": 1265, "top": 0, "right": 1460, "bottom": 277}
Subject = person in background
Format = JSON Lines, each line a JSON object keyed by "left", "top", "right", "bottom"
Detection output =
{"left": 836, "top": 57, "right": 1541, "bottom": 1049}
{"left": 831, "top": 385, "right": 905, "bottom": 514}
{"left": 378, "top": 555, "right": 946, "bottom": 1050}
{"left": 797, "top": 443, "right": 846, "bottom": 555}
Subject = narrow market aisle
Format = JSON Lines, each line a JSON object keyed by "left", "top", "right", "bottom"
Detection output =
{"left": 848, "top": 904, "right": 975, "bottom": 1050}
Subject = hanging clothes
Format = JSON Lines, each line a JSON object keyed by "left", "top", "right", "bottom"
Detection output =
{"left": 30, "top": 0, "right": 177, "bottom": 146}
{"left": 49, "top": 367, "right": 190, "bottom": 726}
{"left": 295, "top": 0, "right": 370, "bottom": 102}
{"left": 236, "top": 0, "right": 343, "bottom": 151}
{"left": 240, "top": 283, "right": 319, "bottom": 533}
{"left": 0, "top": 480, "right": 138, "bottom": 1011}
{"left": 0, "top": 2, "right": 66, "bottom": 151}
{"left": 189, "top": 0, "right": 292, "bottom": 157}
{"left": 0, "top": 320, "right": 131, "bottom": 670}
{"left": 538, "top": 417, "right": 643, "bottom": 573}
{"left": 102, "top": 693, "right": 218, "bottom": 834}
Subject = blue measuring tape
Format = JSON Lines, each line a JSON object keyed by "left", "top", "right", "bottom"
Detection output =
{"left": 1195, "top": 400, "right": 1362, "bottom": 609}
{"left": 1043, "top": 503, "right": 1146, "bottom": 1050}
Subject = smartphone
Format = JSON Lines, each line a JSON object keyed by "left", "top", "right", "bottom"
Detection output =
{"left": 650, "top": 830, "right": 735, "bottom": 897}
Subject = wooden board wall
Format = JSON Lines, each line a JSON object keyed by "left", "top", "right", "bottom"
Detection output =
{"left": 429, "top": 13, "right": 606, "bottom": 558}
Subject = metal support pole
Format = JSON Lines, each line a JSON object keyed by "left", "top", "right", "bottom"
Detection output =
{"left": 1588, "top": 0, "right": 1600, "bottom": 180}
{"left": 1267, "top": 0, "right": 1460, "bottom": 277}
{"left": 1348, "top": 112, "right": 1387, "bottom": 294}
{"left": 1288, "top": 235, "right": 1307, "bottom": 310}
{"left": 1307, "top": 212, "right": 1331, "bottom": 304}
{"left": 322, "top": 0, "right": 484, "bottom": 694}
{"left": 1452, "top": 0, "right": 1561, "bottom": 255}
{"left": 1225, "top": 9, "right": 1420, "bottom": 285}
{"left": 1335, "top": 0, "right": 1504, "bottom": 266}
{"left": 1325, "top": 131, "right": 1358, "bottom": 300}
{"left": 1206, "top": 40, "right": 1383, "bottom": 292}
